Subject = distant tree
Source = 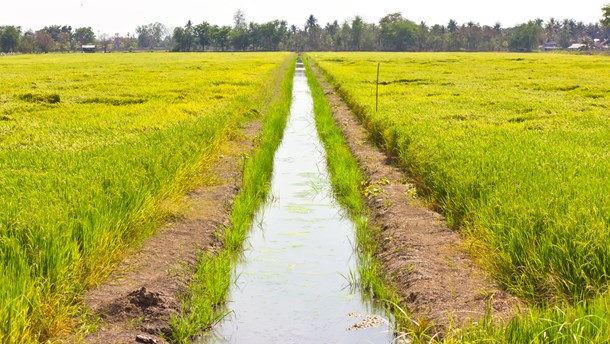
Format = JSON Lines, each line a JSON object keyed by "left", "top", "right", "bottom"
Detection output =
{"left": 151, "top": 22, "right": 168, "bottom": 48}
{"left": 350, "top": 16, "right": 365, "bottom": 50}
{"left": 481, "top": 23, "right": 505, "bottom": 51}
{"left": 304, "top": 14, "right": 321, "bottom": 50}
{"left": 231, "top": 10, "right": 250, "bottom": 51}
{"left": 545, "top": 18, "right": 560, "bottom": 42}
{"left": 41, "top": 25, "right": 61, "bottom": 42}
{"left": 135, "top": 25, "right": 151, "bottom": 48}
{"left": 231, "top": 27, "right": 250, "bottom": 51}
{"left": 338, "top": 21, "right": 351, "bottom": 50}
{"left": 73, "top": 27, "right": 95, "bottom": 46}
{"left": 35, "top": 30, "right": 55, "bottom": 53}
{"left": 379, "top": 13, "right": 418, "bottom": 51}
{"left": 255, "top": 20, "right": 287, "bottom": 51}
{"left": 417, "top": 21, "right": 429, "bottom": 51}
{"left": 173, "top": 21, "right": 194, "bottom": 52}
{"left": 362, "top": 22, "right": 380, "bottom": 50}
{"left": 249, "top": 22, "right": 261, "bottom": 50}
{"left": 193, "top": 22, "right": 211, "bottom": 51}
{"left": 464, "top": 21, "right": 482, "bottom": 51}
{"left": 322, "top": 21, "right": 340, "bottom": 50}
{"left": 558, "top": 19, "right": 575, "bottom": 48}
{"left": 305, "top": 14, "right": 318, "bottom": 31}
{"left": 509, "top": 21, "right": 544, "bottom": 51}
{"left": 602, "top": 4, "right": 610, "bottom": 29}
{"left": 57, "top": 31, "right": 71, "bottom": 51}
{"left": 585, "top": 23, "right": 603, "bottom": 40}
{"left": 429, "top": 24, "right": 447, "bottom": 51}
{"left": 61, "top": 26, "right": 73, "bottom": 50}
{"left": 19, "top": 30, "right": 36, "bottom": 53}
{"left": 446, "top": 19, "right": 463, "bottom": 50}
{"left": 234, "top": 9, "right": 247, "bottom": 29}
{"left": 136, "top": 22, "right": 167, "bottom": 49}
{"left": 447, "top": 19, "right": 459, "bottom": 33}
{"left": 0, "top": 26, "right": 21, "bottom": 53}
{"left": 98, "top": 33, "right": 111, "bottom": 53}
{"left": 211, "top": 25, "right": 231, "bottom": 51}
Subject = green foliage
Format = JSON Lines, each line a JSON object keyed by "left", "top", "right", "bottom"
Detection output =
{"left": 172, "top": 22, "right": 195, "bottom": 52}
{"left": 602, "top": 4, "right": 610, "bottom": 28}
{"left": 0, "top": 26, "right": 21, "bottom": 53}
{"left": 0, "top": 52, "right": 291, "bottom": 343}
{"left": 379, "top": 13, "right": 419, "bottom": 51}
{"left": 310, "top": 52, "right": 610, "bottom": 341}
{"left": 135, "top": 22, "right": 168, "bottom": 49}
{"left": 73, "top": 27, "right": 95, "bottom": 45}
{"left": 509, "top": 21, "right": 544, "bottom": 51}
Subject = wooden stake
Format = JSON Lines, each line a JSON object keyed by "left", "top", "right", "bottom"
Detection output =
{"left": 376, "top": 62, "right": 380, "bottom": 112}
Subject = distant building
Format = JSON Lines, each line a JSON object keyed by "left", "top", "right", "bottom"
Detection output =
{"left": 81, "top": 44, "right": 96, "bottom": 53}
{"left": 567, "top": 43, "right": 586, "bottom": 51}
{"left": 542, "top": 42, "right": 560, "bottom": 51}
{"left": 597, "top": 39, "right": 610, "bottom": 50}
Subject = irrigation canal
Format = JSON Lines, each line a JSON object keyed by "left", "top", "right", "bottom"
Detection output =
{"left": 200, "top": 60, "right": 393, "bottom": 343}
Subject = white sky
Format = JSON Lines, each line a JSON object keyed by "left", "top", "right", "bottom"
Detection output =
{"left": 1, "top": 0, "right": 606, "bottom": 36}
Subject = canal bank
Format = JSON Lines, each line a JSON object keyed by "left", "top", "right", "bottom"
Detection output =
{"left": 202, "top": 59, "right": 393, "bottom": 343}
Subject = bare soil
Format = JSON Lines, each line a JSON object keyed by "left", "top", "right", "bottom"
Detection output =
{"left": 80, "top": 121, "right": 261, "bottom": 344}
{"left": 311, "top": 66, "right": 523, "bottom": 334}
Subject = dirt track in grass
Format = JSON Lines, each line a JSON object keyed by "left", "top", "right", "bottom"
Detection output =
{"left": 81, "top": 121, "right": 261, "bottom": 344}
{"left": 311, "top": 65, "right": 523, "bottom": 334}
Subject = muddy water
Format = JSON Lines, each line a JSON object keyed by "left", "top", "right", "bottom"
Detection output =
{"left": 201, "top": 62, "right": 393, "bottom": 343}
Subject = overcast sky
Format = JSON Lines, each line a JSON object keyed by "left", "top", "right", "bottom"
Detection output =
{"left": 1, "top": 0, "right": 607, "bottom": 35}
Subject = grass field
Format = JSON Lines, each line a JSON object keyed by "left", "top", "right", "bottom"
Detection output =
{"left": 0, "top": 52, "right": 291, "bottom": 343}
{"left": 308, "top": 52, "right": 610, "bottom": 341}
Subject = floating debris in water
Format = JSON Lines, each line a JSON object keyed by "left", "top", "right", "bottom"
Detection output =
{"left": 347, "top": 312, "right": 388, "bottom": 331}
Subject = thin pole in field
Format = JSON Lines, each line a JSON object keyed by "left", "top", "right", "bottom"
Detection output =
{"left": 376, "top": 62, "right": 380, "bottom": 112}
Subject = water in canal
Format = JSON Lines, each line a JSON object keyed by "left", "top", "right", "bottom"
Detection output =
{"left": 201, "top": 60, "right": 393, "bottom": 343}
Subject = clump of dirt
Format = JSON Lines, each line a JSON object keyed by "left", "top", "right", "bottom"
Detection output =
{"left": 98, "top": 287, "right": 173, "bottom": 322}
{"left": 81, "top": 121, "right": 262, "bottom": 344}
{"left": 311, "top": 65, "right": 523, "bottom": 335}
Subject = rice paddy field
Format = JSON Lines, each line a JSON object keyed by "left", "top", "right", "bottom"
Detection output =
{"left": 308, "top": 52, "right": 610, "bottom": 341}
{"left": 3, "top": 50, "right": 610, "bottom": 343}
{"left": 0, "top": 52, "right": 292, "bottom": 343}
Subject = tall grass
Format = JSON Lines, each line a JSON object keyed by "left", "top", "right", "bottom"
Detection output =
{"left": 170, "top": 55, "right": 296, "bottom": 343}
{"left": 0, "top": 52, "right": 291, "bottom": 342}
{"left": 308, "top": 52, "right": 610, "bottom": 341}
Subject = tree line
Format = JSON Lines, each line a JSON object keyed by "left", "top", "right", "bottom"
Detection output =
{"left": 1, "top": 6, "right": 610, "bottom": 54}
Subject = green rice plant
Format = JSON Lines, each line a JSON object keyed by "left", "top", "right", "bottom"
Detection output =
{"left": 307, "top": 51, "right": 610, "bottom": 342}
{"left": 169, "top": 55, "right": 296, "bottom": 342}
{"left": 0, "top": 52, "right": 291, "bottom": 342}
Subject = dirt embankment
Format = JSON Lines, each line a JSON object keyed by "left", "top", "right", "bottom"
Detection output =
{"left": 311, "top": 65, "right": 523, "bottom": 334}
{"left": 80, "top": 122, "right": 261, "bottom": 344}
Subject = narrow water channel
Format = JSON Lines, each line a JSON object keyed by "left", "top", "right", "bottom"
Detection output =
{"left": 202, "top": 61, "right": 393, "bottom": 343}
